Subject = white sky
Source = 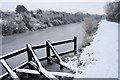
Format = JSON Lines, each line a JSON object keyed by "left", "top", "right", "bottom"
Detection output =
{"left": 0, "top": 0, "right": 117, "bottom": 14}
{"left": 0, "top": 0, "right": 116, "bottom": 2}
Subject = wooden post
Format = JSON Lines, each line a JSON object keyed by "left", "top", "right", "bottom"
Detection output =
{"left": 60, "top": 65, "right": 64, "bottom": 70}
{"left": 26, "top": 44, "right": 33, "bottom": 62}
{"left": 46, "top": 41, "right": 50, "bottom": 63}
{"left": 74, "top": 36, "right": 77, "bottom": 54}
{"left": 26, "top": 44, "right": 33, "bottom": 78}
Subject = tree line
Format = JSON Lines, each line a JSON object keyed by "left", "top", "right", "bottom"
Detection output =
{"left": 0, "top": 5, "right": 104, "bottom": 36}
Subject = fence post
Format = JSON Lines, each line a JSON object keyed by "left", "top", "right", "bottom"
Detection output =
{"left": 46, "top": 41, "right": 50, "bottom": 63}
{"left": 74, "top": 36, "right": 77, "bottom": 54}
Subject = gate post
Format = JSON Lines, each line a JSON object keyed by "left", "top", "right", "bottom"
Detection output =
{"left": 74, "top": 36, "right": 77, "bottom": 54}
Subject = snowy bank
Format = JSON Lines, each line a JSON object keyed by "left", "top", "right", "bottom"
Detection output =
{"left": 68, "top": 20, "right": 118, "bottom": 78}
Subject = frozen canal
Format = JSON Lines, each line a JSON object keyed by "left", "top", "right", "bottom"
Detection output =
{"left": 0, "top": 22, "right": 85, "bottom": 75}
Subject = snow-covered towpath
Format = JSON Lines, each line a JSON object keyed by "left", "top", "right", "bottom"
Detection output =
{"left": 70, "top": 20, "right": 118, "bottom": 78}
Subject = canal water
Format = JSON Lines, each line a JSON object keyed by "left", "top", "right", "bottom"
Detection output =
{"left": 0, "top": 22, "right": 85, "bottom": 75}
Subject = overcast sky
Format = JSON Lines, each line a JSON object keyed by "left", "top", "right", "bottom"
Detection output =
{"left": 0, "top": 0, "right": 116, "bottom": 14}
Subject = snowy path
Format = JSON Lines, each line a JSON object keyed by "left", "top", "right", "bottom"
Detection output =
{"left": 72, "top": 20, "right": 118, "bottom": 78}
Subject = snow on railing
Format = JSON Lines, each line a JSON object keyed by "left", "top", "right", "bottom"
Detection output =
{"left": 15, "top": 43, "right": 74, "bottom": 79}
{"left": 0, "top": 59, "right": 20, "bottom": 80}
{"left": 0, "top": 36, "right": 77, "bottom": 79}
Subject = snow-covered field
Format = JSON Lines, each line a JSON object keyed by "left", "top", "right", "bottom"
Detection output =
{"left": 68, "top": 20, "right": 118, "bottom": 78}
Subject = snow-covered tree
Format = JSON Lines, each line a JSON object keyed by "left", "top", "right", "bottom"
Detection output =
{"left": 15, "top": 5, "right": 28, "bottom": 13}
{"left": 105, "top": 1, "right": 120, "bottom": 22}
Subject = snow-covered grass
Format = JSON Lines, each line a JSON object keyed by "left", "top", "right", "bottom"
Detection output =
{"left": 67, "top": 20, "right": 118, "bottom": 78}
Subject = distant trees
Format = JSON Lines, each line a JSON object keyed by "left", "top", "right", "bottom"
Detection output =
{"left": 15, "top": 5, "right": 28, "bottom": 13}
{"left": 105, "top": 1, "right": 120, "bottom": 23}
{"left": 0, "top": 4, "right": 103, "bottom": 36}
{"left": 36, "top": 9, "right": 43, "bottom": 14}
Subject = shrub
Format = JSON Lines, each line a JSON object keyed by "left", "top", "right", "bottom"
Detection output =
{"left": 83, "top": 17, "right": 99, "bottom": 36}
{"left": 79, "top": 17, "right": 99, "bottom": 52}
